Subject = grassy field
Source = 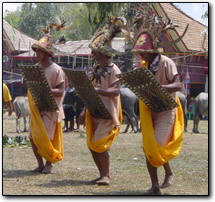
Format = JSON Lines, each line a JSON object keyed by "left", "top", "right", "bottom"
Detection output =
{"left": 3, "top": 113, "right": 208, "bottom": 195}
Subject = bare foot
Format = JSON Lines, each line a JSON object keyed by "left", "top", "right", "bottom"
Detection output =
{"left": 96, "top": 176, "right": 110, "bottom": 185}
{"left": 42, "top": 162, "right": 52, "bottom": 174}
{"left": 88, "top": 177, "right": 102, "bottom": 184}
{"left": 32, "top": 166, "right": 44, "bottom": 173}
{"left": 143, "top": 188, "right": 161, "bottom": 195}
{"left": 160, "top": 174, "right": 174, "bottom": 188}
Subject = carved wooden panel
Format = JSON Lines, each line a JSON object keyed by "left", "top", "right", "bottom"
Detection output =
{"left": 117, "top": 67, "right": 178, "bottom": 112}
{"left": 63, "top": 68, "right": 112, "bottom": 120}
{"left": 19, "top": 65, "right": 58, "bottom": 112}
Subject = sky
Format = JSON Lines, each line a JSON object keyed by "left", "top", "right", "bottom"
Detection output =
{"left": 2, "top": 2, "right": 209, "bottom": 26}
{"left": 174, "top": 2, "right": 208, "bottom": 25}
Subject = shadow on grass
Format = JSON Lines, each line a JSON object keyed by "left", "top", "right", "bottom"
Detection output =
{"left": 3, "top": 169, "right": 41, "bottom": 178}
{"left": 36, "top": 179, "right": 97, "bottom": 187}
{"left": 191, "top": 131, "right": 208, "bottom": 135}
{"left": 36, "top": 180, "right": 171, "bottom": 195}
{"left": 89, "top": 190, "right": 171, "bottom": 196}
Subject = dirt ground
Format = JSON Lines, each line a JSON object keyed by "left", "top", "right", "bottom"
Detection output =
{"left": 2, "top": 113, "right": 208, "bottom": 196}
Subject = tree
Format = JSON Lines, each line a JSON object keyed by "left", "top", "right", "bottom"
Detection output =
{"left": 4, "top": 3, "right": 93, "bottom": 41}
{"left": 201, "top": 10, "right": 208, "bottom": 20}
{"left": 18, "top": 3, "right": 57, "bottom": 40}
{"left": 4, "top": 11, "right": 20, "bottom": 29}
{"left": 53, "top": 3, "right": 92, "bottom": 41}
{"left": 4, "top": 2, "right": 137, "bottom": 41}
{"left": 86, "top": 3, "right": 128, "bottom": 34}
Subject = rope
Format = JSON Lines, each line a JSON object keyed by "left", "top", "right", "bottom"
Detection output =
{"left": 3, "top": 70, "right": 22, "bottom": 76}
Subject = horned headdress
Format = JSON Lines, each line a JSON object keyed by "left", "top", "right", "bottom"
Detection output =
{"left": 131, "top": 3, "right": 189, "bottom": 54}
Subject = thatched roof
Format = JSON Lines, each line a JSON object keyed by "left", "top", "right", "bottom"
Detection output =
{"left": 4, "top": 3, "right": 208, "bottom": 57}
{"left": 154, "top": 3, "right": 208, "bottom": 52}
{"left": 3, "top": 18, "right": 127, "bottom": 57}
{"left": 3, "top": 19, "right": 37, "bottom": 56}
{"left": 54, "top": 38, "right": 126, "bottom": 56}
{"left": 55, "top": 3, "right": 208, "bottom": 55}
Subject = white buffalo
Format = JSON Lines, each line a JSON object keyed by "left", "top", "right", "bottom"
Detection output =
{"left": 193, "top": 92, "right": 208, "bottom": 133}
{"left": 13, "top": 96, "right": 30, "bottom": 133}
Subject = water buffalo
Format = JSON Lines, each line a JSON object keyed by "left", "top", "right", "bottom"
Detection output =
{"left": 120, "top": 90, "right": 187, "bottom": 133}
{"left": 13, "top": 96, "right": 30, "bottom": 133}
{"left": 120, "top": 87, "right": 139, "bottom": 133}
{"left": 192, "top": 92, "right": 208, "bottom": 133}
{"left": 63, "top": 89, "right": 85, "bottom": 130}
{"left": 65, "top": 88, "right": 139, "bottom": 133}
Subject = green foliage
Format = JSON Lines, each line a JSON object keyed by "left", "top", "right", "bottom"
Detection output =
{"left": 86, "top": 3, "right": 124, "bottom": 34}
{"left": 201, "top": 10, "right": 208, "bottom": 20}
{"left": 54, "top": 3, "right": 92, "bottom": 41}
{"left": 3, "top": 134, "right": 31, "bottom": 148}
{"left": 4, "top": 2, "right": 137, "bottom": 41}
{"left": 4, "top": 3, "right": 93, "bottom": 41}
{"left": 4, "top": 11, "right": 20, "bottom": 28}
{"left": 18, "top": 3, "right": 57, "bottom": 40}
{"left": 86, "top": 3, "right": 136, "bottom": 34}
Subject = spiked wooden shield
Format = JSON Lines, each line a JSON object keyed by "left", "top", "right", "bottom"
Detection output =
{"left": 18, "top": 65, "right": 58, "bottom": 112}
{"left": 63, "top": 68, "right": 112, "bottom": 120}
{"left": 116, "top": 67, "right": 178, "bottom": 112}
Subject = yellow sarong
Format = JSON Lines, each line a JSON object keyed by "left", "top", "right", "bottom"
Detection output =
{"left": 139, "top": 96, "right": 184, "bottom": 167}
{"left": 86, "top": 102, "right": 122, "bottom": 153}
{"left": 3, "top": 83, "right": 12, "bottom": 102}
{"left": 28, "top": 90, "right": 64, "bottom": 163}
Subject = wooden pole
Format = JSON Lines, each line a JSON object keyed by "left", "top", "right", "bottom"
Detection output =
{"left": 18, "top": 39, "right": 20, "bottom": 53}
{"left": 29, "top": 42, "right": 31, "bottom": 56}
{"left": 73, "top": 55, "right": 76, "bottom": 68}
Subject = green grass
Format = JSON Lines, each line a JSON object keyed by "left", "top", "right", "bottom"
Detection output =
{"left": 3, "top": 114, "right": 208, "bottom": 195}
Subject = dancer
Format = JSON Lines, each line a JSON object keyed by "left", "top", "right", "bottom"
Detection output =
{"left": 29, "top": 24, "right": 66, "bottom": 174}
{"left": 79, "top": 17, "right": 127, "bottom": 185}
{"left": 130, "top": 10, "right": 186, "bottom": 194}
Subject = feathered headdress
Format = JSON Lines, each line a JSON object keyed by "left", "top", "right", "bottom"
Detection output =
{"left": 131, "top": 3, "right": 189, "bottom": 54}
{"left": 89, "top": 16, "right": 128, "bottom": 57}
{"left": 32, "top": 17, "right": 67, "bottom": 57}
